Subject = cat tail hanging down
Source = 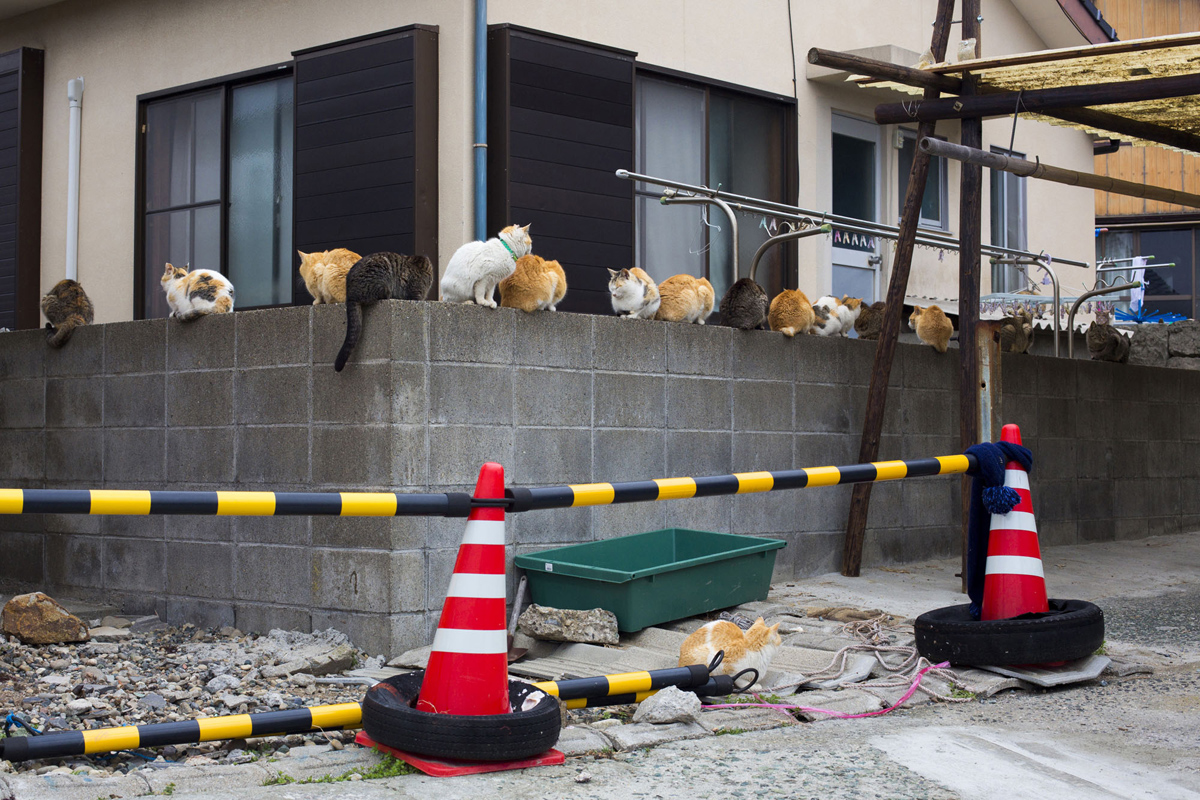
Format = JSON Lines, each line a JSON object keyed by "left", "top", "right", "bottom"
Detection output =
{"left": 334, "top": 283, "right": 389, "bottom": 372}
{"left": 44, "top": 316, "right": 86, "bottom": 348}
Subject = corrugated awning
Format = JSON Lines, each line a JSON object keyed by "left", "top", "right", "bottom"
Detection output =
{"left": 857, "top": 32, "right": 1200, "bottom": 151}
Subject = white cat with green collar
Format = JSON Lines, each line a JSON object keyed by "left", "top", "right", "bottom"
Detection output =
{"left": 440, "top": 224, "right": 532, "bottom": 307}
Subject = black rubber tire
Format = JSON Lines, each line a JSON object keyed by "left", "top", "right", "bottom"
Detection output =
{"left": 914, "top": 599, "right": 1105, "bottom": 666}
{"left": 361, "top": 670, "right": 561, "bottom": 762}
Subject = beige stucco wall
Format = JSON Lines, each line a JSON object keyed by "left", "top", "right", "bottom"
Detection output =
{"left": 0, "top": 0, "right": 1097, "bottom": 324}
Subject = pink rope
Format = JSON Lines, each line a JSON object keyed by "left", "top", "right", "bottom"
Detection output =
{"left": 701, "top": 660, "right": 951, "bottom": 720}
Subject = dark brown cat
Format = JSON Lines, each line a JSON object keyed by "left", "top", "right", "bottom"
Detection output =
{"left": 40, "top": 279, "right": 94, "bottom": 348}
{"left": 335, "top": 252, "right": 434, "bottom": 372}
{"left": 1086, "top": 307, "right": 1130, "bottom": 363}
{"left": 854, "top": 301, "right": 887, "bottom": 340}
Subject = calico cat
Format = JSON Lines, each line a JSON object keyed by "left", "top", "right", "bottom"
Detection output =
{"left": 655, "top": 274, "right": 715, "bottom": 323}
{"left": 335, "top": 252, "right": 434, "bottom": 372}
{"left": 720, "top": 278, "right": 769, "bottom": 330}
{"left": 440, "top": 224, "right": 532, "bottom": 307}
{"left": 810, "top": 295, "right": 843, "bottom": 336}
{"left": 909, "top": 304, "right": 953, "bottom": 353}
{"left": 768, "top": 288, "right": 815, "bottom": 337}
{"left": 678, "top": 617, "right": 782, "bottom": 677}
{"left": 298, "top": 248, "right": 361, "bottom": 304}
{"left": 608, "top": 267, "right": 661, "bottom": 319}
{"left": 40, "top": 279, "right": 94, "bottom": 348}
{"left": 1086, "top": 306, "right": 1130, "bottom": 363}
{"left": 161, "top": 264, "right": 234, "bottom": 321}
{"left": 498, "top": 254, "right": 567, "bottom": 312}
{"left": 853, "top": 301, "right": 887, "bottom": 340}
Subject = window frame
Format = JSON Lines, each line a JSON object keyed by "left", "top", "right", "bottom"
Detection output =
{"left": 134, "top": 61, "right": 294, "bottom": 320}
{"left": 633, "top": 64, "right": 798, "bottom": 302}
{"left": 897, "top": 127, "right": 950, "bottom": 232}
{"left": 989, "top": 145, "right": 1029, "bottom": 293}
{"left": 1096, "top": 226, "right": 1197, "bottom": 319}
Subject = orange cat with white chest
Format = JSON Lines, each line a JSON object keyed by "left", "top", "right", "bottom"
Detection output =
{"left": 678, "top": 617, "right": 782, "bottom": 677}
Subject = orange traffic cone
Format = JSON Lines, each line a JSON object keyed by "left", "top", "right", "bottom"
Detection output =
{"left": 417, "top": 462, "right": 511, "bottom": 715}
{"left": 981, "top": 424, "right": 1049, "bottom": 621}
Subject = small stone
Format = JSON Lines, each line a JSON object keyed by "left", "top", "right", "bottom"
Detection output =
{"left": 88, "top": 626, "right": 132, "bottom": 640}
{"left": 291, "top": 673, "right": 316, "bottom": 688}
{"left": 575, "top": 770, "right": 593, "bottom": 783}
{"left": 67, "top": 698, "right": 93, "bottom": 714}
{"left": 1, "top": 593, "right": 90, "bottom": 645}
{"left": 517, "top": 604, "right": 619, "bottom": 646}
{"left": 139, "top": 693, "right": 167, "bottom": 711}
{"left": 632, "top": 686, "right": 702, "bottom": 725}
{"left": 347, "top": 773, "right": 362, "bottom": 781}
{"left": 206, "top": 674, "right": 241, "bottom": 694}
{"left": 184, "top": 755, "right": 218, "bottom": 766}
{"left": 329, "top": 738, "right": 344, "bottom": 751}
{"left": 590, "top": 718, "right": 624, "bottom": 730}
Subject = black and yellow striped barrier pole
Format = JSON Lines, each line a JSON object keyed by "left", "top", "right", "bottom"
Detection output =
{"left": 0, "top": 455, "right": 976, "bottom": 518}
{"left": 505, "top": 454, "right": 976, "bottom": 512}
{"left": 532, "top": 666, "right": 755, "bottom": 709}
{"left": 0, "top": 703, "right": 362, "bottom": 763}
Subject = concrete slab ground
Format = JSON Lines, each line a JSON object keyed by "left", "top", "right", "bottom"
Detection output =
{"left": 4, "top": 532, "right": 1200, "bottom": 799}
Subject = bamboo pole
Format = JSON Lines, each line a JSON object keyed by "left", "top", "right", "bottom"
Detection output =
{"left": 919, "top": 137, "right": 1200, "bottom": 209}
{"left": 840, "top": 0, "right": 957, "bottom": 578}
{"left": 875, "top": 72, "right": 1200, "bottom": 124}
{"left": 807, "top": 47, "right": 961, "bottom": 93}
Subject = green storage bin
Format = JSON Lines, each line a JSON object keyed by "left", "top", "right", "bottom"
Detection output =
{"left": 514, "top": 528, "right": 786, "bottom": 632}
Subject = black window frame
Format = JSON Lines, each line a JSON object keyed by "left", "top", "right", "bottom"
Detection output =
{"left": 634, "top": 64, "right": 799, "bottom": 302}
{"left": 1096, "top": 225, "right": 1197, "bottom": 320}
{"left": 134, "top": 61, "right": 294, "bottom": 320}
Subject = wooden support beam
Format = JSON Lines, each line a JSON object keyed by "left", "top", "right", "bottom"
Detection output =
{"left": 1046, "top": 106, "right": 1200, "bottom": 157}
{"left": 807, "top": 47, "right": 962, "bottom": 93}
{"left": 841, "top": 0, "right": 957, "bottom": 579}
{"left": 920, "top": 137, "right": 1200, "bottom": 209}
{"left": 875, "top": 71, "right": 1200, "bottom": 124}
{"left": 957, "top": 0, "right": 983, "bottom": 597}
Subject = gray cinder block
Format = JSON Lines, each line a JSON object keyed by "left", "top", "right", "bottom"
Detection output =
{"left": 733, "top": 381, "right": 792, "bottom": 432}
{"left": 46, "top": 377, "right": 102, "bottom": 428}
{"left": 428, "top": 364, "right": 512, "bottom": 425}
{"left": 513, "top": 427, "right": 592, "bottom": 485}
{"left": 236, "top": 367, "right": 309, "bottom": 425}
{"left": 105, "top": 374, "right": 165, "bottom": 428}
{"left": 595, "top": 372, "right": 664, "bottom": 428}
{"left": 428, "top": 303, "right": 515, "bottom": 365}
{"left": 167, "top": 541, "right": 233, "bottom": 598}
{"left": 167, "top": 312, "right": 235, "bottom": 371}
{"left": 667, "top": 377, "right": 730, "bottom": 431}
{"left": 237, "top": 306, "right": 311, "bottom": 368}
{"left": 105, "top": 320, "right": 166, "bottom": 375}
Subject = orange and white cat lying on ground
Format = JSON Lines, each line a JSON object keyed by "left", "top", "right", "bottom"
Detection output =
{"left": 677, "top": 617, "right": 782, "bottom": 677}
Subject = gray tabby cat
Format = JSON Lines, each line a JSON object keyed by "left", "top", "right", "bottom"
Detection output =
{"left": 335, "top": 252, "right": 434, "bottom": 372}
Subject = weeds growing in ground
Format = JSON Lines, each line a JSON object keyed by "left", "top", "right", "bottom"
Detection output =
{"left": 261, "top": 753, "right": 415, "bottom": 786}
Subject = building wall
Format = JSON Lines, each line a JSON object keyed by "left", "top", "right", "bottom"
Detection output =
{"left": 0, "top": 301, "right": 1194, "bottom": 657}
{"left": 0, "top": 0, "right": 1098, "bottom": 323}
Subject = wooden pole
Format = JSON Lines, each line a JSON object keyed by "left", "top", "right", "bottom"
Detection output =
{"left": 875, "top": 71, "right": 1200, "bottom": 124}
{"left": 808, "top": 46, "right": 1200, "bottom": 155}
{"left": 920, "top": 137, "right": 1200, "bottom": 209}
{"left": 958, "top": 0, "right": 983, "bottom": 596}
{"left": 807, "top": 47, "right": 961, "bottom": 93}
{"left": 840, "top": 0, "right": 957, "bottom": 578}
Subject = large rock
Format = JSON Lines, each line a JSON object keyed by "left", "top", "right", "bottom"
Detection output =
{"left": 632, "top": 686, "right": 702, "bottom": 725}
{"left": 1168, "top": 320, "right": 1200, "bottom": 357}
{"left": 1, "top": 592, "right": 89, "bottom": 645}
{"left": 1129, "top": 323, "right": 1169, "bottom": 366}
{"left": 517, "top": 604, "right": 619, "bottom": 645}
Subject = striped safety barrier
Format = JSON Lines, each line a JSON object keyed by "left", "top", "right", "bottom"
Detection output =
{"left": 0, "top": 454, "right": 977, "bottom": 518}
{"left": 0, "top": 703, "right": 362, "bottom": 762}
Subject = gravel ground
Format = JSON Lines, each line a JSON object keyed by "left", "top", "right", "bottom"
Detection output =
{"left": 1098, "top": 585, "right": 1200, "bottom": 653}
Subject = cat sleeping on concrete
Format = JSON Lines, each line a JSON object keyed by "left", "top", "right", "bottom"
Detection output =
{"left": 499, "top": 254, "right": 567, "bottom": 312}
{"left": 678, "top": 617, "right": 782, "bottom": 677}
{"left": 655, "top": 274, "right": 714, "bottom": 324}
{"left": 909, "top": 304, "right": 953, "bottom": 353}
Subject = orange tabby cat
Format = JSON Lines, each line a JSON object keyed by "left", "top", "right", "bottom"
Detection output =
{"left": 499, "top": 254, "right": 568, "bottom": 312}
{"left": 298, "top": 248, "right": 362, "bottom": 304}
{"left": 909, "top": 304, "right": 953, "bottom": 353}
{"left": 655, "top": 274, "right": 715, "bottom": 323}
{"left": 678, "top": 617, "right": 782, "bottom": 677}
{"left": 768, "top": 288, "right": 815, "bottom": 337}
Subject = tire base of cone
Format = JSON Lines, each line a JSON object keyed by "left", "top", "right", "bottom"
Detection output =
{"left": 981, "top": 423, "right": 1049, "bottom": 621}
{"left": 356, "top": 731, "right": 565, "bottom": 777}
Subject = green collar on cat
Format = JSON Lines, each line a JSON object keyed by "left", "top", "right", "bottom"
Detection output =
{"left": 500, "top": 238, "right": 518, "bottom": 261}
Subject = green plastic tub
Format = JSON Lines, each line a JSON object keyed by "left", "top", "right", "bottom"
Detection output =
{"left": 514, "top": 529, "right": 786, "bottom": 632}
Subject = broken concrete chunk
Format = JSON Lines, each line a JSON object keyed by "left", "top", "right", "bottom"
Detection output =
{"left": 517, "top": 604, "right": 619, "bottom": 646}
{"left": 603, "top": 721, "right": 711, "bottom": 750}
{"left": 2, "top": 592, "right": 90, "bottom": 645}
{"left": 307, "top": 643, "right": 357, "bottom": 676}
{"left": 786, "top": 688, "right": 886, "bottom": 721}
{"left": 632, "top": 686, "right": 702, "bottom": 725}
{"left": 554, "top": 726, "right": 614, "bottom": 756}
{"left": 88, "top": 626, "right": 131, "bottom": 640}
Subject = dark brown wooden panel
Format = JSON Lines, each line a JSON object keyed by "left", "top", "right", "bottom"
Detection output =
{"left": 510, "top": 107, "right": 631, "bottom": 149}
{"left": 511, "top": 206, "right": 631, "bottom": 245}
{"left": 0, "top": 48, "right": 42, "bottom": 330}
{"left": 294, "top": 184, "right": 413, "bottom": 223}
{"left": 510, "top": 183, "right": 632, "bottom": 222}
{"left": 510, "top": 83, "right": 630, "bottom": 125}
{"left": 509, "top": 156, "right": 628, "bottom": 199}
{"left": 292, "top": 27, "right": 436, "bottom": 304}
{"left": 296, "top": 61, "right": 415, "bottom": 105}
{"left": 509, "top": 59, "right": 631, "bottom": 105}
{"left": 295, "top": 84, "right": 413, "bottom": 125}
{"left": 509, "top": 131, "right": 628, "bottom": 171}
{"left": 509, "top": 35, "right": 632, "bottom": 83}
{"left": 530, "top": 234, "right": 631, "bottom": 270}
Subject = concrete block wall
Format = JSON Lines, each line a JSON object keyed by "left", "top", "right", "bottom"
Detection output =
{"left": 0, "top": 300, "right": 1192, "bottom": 657}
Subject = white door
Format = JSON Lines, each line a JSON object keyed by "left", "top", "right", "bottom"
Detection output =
{"left": 830, "top": 114, "right": 882, "bottom": 302}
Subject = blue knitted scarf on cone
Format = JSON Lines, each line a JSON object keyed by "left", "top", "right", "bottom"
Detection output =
{"left": 965, "top": 441, "right": 1034, "bottom": 620}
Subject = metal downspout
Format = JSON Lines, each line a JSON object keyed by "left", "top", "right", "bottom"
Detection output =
{"left": 473, "top": 0, "right": 487, "bottom": 241}
{"left": 66, "top": 78, "right": 84, "bottom": 281}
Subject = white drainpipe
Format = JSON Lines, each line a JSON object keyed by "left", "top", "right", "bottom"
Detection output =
{"left": 66, "top": 77, "right": 84, "bottom": 281}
